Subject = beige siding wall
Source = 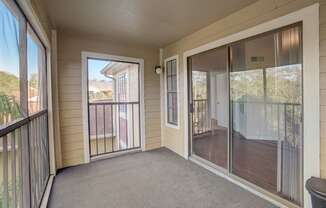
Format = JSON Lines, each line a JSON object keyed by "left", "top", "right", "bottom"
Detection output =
{"left": 57, "top": 32, "right": 161, "bottom": 167}
{"left": 30, "top": 0, "right": 51, "bottom": 38}
{"left": 320, "top": 1, "right": 326, "bottom": 178}
{"left": 162, "top": 0, "right": 326, "bottom": 175}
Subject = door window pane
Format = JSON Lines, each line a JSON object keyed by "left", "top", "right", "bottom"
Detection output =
{"left": 27, "top": 27, "right": 46, "bottom": 114}
{"left": 230, "top": 24, "right": 303, "bottom": 205}
{"left": 189, "top": 46, "right": 228, "bottom": 169}
{"left": 0, "top": 0, "right": 21, "bottom": 126}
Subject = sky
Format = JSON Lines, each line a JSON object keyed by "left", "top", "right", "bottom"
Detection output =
{"left": 0, "top": 0, "right": 39, "bottom": 80}
{"left": 88, "top": 58, "right": 111, "bottom": 81}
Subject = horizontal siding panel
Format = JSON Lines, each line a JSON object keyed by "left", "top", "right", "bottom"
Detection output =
{"left": 60, "top": 117, "right": 83, "bottom": 127}
{"left": 59, "top": 86, "right": 82, "bottom": 95}
{"left": 61, "top": 129, "right": 83, "bottom": 137}
{"left": 144, "top": 96, "right": 161, "bottom": 102}
{"left": 145, "top": 99, "right": 160, "bottom": 106}
{"left": 146, "top": 130, "right": 161, "bottom": 138}
{"left": 145, "top": 142, "right": 161, "bottom": 150}
{"left": 62, "top": 151, "right": 84, "bottom": 161}
{"left": 145, "top": 119, "right": 161, "bottom": 127}
{"left": 145, "top": 127, "right": 160, "bottom": 135}
{"left": 321, "top": 122, "right": 326, "bottom": 138}
{"left": 146, "top": 140, "right": 161, "bottom": 147}
{"left": 61, "top": 145, "right": 84, "bottom": 155}
{"left": 321, "top": 105, "right": 326, "bottom": 122}
{"left": 321, "top": 168, "right": 326, "bottom": 179}
{"left": 320, "top": 90, "right": 326, "bottom": 106}
{"left": 321, "top": 40, "right": 326, "bottom": 57}
{"left": 60, "top": 110, "right": 82, "bottom": 119}
{"left": 321, "top": 73, "right": 326, "bottom": 90}
{"left": 60, "top": 95, "right": 82, "bottom": 102}
{"left": 61, "top": 133, "right": 83, "bottom": 142}
{"left": 59, "top": 101, "right": 82, "bottom": 110}
{"left": 145, "top": 112, "right": 161, "bottom": 120}
{"left": 61, "top": 141, "right": 84, "bottom": 151}
{"left": 321, "top": 57, "right": 326, "bottom": 73}
{"left": 59, "top": 77, "right": 82, "bottom": 85}
{"left": 321, "top": 24, "right": 326, "bottom": 41}
{"left": 145, "top": 123, "right": 161, "bottom": 132}
{"left": 321, "top": 4, "right": 326, "bottom": 25}
{"left": 62, "top": 158, "right": 84, "bottom": 168}
{"left": 145, "top": 105, "right": 161, "bottom": 113}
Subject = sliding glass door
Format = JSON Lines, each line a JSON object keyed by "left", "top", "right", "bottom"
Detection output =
{"left": 230, "top": 24, "right": 302, "bottom": 204}
{"left": 188, "top": 46, "right": 229, "bottom": 169}
{"left": 188, "top": 23, "right": 303, "bottom": 205}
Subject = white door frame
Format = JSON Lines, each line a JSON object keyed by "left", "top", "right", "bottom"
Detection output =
{"left": 81, "top": 51, "right": 145, "bottom": 163}
{"left": 183, "top": 4, "right": 319, "bottom": 208}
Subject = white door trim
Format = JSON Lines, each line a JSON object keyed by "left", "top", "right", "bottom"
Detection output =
{"left": 183, "top": 4, "right": 319, "bottom": 208}
{"left": 81, "top": 51, "right": 145, "bottom": 163}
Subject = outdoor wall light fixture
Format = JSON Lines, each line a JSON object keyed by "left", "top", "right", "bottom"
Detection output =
{"left": 155, "top": 65, "right": 163, "bottom": 75}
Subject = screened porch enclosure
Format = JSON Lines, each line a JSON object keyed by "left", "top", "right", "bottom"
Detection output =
{"left": 0, "top": 0, "right": 50, "bottom": 207}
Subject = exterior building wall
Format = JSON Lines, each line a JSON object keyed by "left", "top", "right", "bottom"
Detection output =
{"left": 319, "top": 0, "right": 326, "bottom": 178}
{"left": 57, "top": 31, "right": 161, "bottom": 167}
{"left": 161, "top": 0, "right": 326, "bottom": 178}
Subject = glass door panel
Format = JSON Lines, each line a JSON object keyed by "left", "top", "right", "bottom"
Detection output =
{"left": 229, "top": 24, "right": 303, "bottom": 205}
{"left": 189, "top": 46, "right": 229, "bottom": 169}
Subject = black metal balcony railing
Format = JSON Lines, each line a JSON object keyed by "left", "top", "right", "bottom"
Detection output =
{"left": 232, "top": 101, "right": 303, "bottom": 203}
{"left": 192, "top": 99, "right": 302, "bottom": 202}
{"left": 0, "top": 110, "right": 50, "bottom": 208}
{"left": 192, "top": 99, "right": 209, "bottom": 135}
{"left": 88, "top": 102, "right": 141, "bottom": 157}
{"left": 231, "top": 101, "right": 302, "bottom": 145}
{"left": 192, "top": 99, "right": 302, "bottom": 143}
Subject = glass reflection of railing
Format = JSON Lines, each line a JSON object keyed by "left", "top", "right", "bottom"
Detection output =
{"left": 192, "top": 99, "right": 209, "bottom": 135}
{"left": 231, "top": 100, "right": 302, "bottom": 146}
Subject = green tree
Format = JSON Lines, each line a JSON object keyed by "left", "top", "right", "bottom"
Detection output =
{"left": 0, "top": 94, "right": 21, "bottom": 124}
{"left": 0, "top": 71, "right": 21, "bottom": 124}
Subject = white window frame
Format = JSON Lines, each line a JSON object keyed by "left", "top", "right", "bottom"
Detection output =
{"left": 164, "top": 55, "right": 180, "bottom": 129}
{"left": 81, "top": 51, "right": 145, "bottom": 163}
{"left": 183, "top": 4, "right": 319, "bottom": 208}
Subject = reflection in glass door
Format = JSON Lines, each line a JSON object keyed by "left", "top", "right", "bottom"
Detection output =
{"left": 188, "top": 46, "right": 229, "bottom": 169}
{"left": 188, "top": 23, "right": 303, "bottom": 206}
{"left": 230, "top": 24, "right": 303, "bottom": 204}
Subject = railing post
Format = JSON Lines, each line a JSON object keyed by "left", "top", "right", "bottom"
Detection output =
{"left": 103, "top": 104, "right": 106, "bottom": 153}
{"left": 125, "top": 103, "right": 128, "bottom": 149}
{"left": 21, "top": 125, "right": 31, "bottom": 208}
{"left": 95, "top": 104, "right": 98, "bottom": 155}
{"left": 11, "top": 132, "right": 17, "bottom": 208}
{"left": 111, "top": 104, "right": 114, "bottom": 152}
{"left": 3, "top": 135, "right": 8, "bottom": 208}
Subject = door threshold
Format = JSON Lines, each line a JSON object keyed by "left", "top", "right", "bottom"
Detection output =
{"left": 91, "top": 148, "right": 142, "bottom": 162}
{"left": 189, "top": 155, "right": 299, "bottom": 208}
{"left": 40, "top": 175, "right": 55, "bottom": 208}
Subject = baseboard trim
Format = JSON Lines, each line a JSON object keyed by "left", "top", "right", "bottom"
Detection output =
{"left": 91, "top": 148, "right": 142, "bottom": 162}
{"left": 40, "top": 175, "right": 55, "bottom": 208}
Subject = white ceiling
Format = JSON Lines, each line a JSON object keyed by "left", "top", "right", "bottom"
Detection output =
{"left": 43, "top": 0, "right": 258, "bottom": 47}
